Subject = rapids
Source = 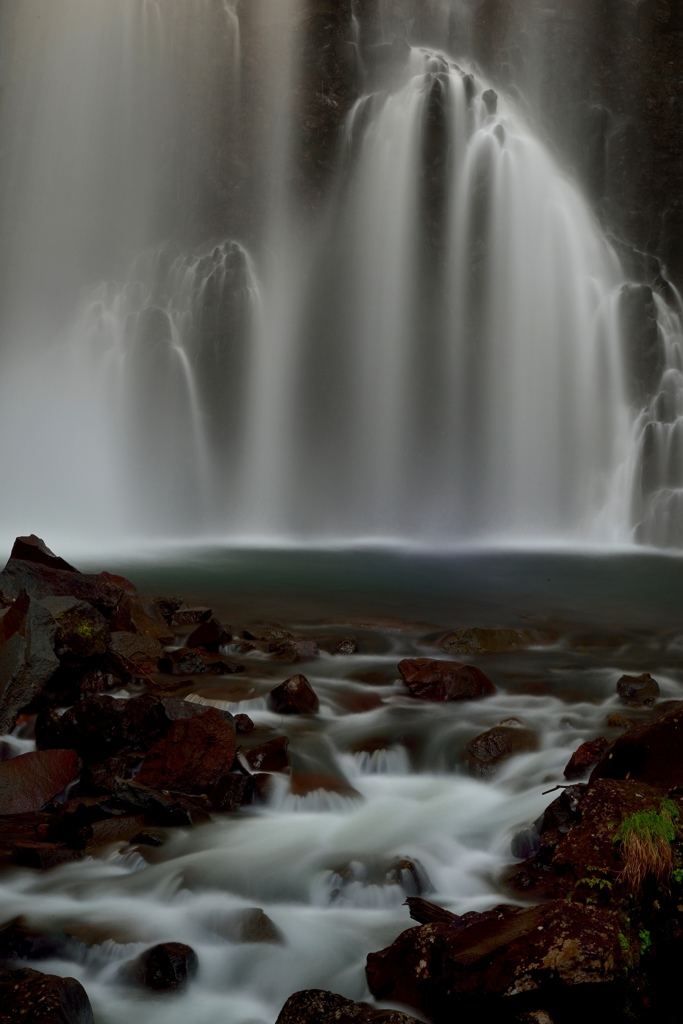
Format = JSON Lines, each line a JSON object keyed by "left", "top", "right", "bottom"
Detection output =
{"left": 2, "top": 547, "right": 683, "bottom": 1022}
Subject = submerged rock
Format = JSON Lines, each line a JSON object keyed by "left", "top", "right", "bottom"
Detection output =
{"left": 438, "top": 627, "right": 553, "bottom": 655}
{"left": 119, "top": 941, "right": 198, "bottom": 992}
{"left": 398, "top": 659, "right": 496, "bottom": 701}
{"left": 616, "top": 672, "right": 660, "bottom": 706}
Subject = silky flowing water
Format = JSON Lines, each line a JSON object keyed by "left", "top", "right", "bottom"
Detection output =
{"left": 2, "top": 548, "right": 683, "bottom": 1022}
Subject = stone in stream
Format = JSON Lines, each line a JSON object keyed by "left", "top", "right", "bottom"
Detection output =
{"left": 398, "top": 658, "right": 496, "bottom": 701}
{"left": 591, "top": 701, "right": 683, "bottom": 790}
{"left": 209, "top": 907, "right": 284, "bottom": 944}
{"left": 0, "top": 967, "right": 95, "bottom": 1023}
{"left": 438, "top": 626, "right": 554, "bottom": 655}
{"left": 270, "top": 638, "right": 320, "bottom": 663}
{"left": 268, "top": 674, "right": 319, "bottom": 715}
{"left": 462, "top": 725, "right": 538, "bottom": 778}
{"left": 119, "top": 941, "right": 198, "bottom": 992}
{"left": 186, "top": 616, "right": 232, "bottom": 649}
{"left": 39, "top": 596, "right": 110, "bottom": 659}
{"left": 108, "top": 630, "right": 163, "bottom": 675}
{"left": 136, "top": 708, "right": 236, "bottom": 792}
{"left": 276, "top": 989, "right": 422, "bottom": 1024}
{"left": 158, "top": 646, "right": 207, "bottom": 675}
{"left": 0, "top": 749, "right": 80, "bottom": 815}
{"left": 563, "top": 736, "right": 610, "bottom": 780}
{"left": 616, "top": 671, "right": 660, "bottom": 705}
{"left": 244, "top": 736, "right": 290, "bottom": 773}
{"left": 108, "top": 593, "right": 174, "bottom": 644}
{"left": 0, "top": 916, "right": 66, "bottom": 962}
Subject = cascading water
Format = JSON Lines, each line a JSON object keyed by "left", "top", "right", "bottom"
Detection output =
{"left": 0, "top": 0, "right": 680, "bottom": 548}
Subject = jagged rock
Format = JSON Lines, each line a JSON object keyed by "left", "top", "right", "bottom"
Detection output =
{"left": 235, "top": 713, "right": 254, "bottom": 734}
{"left": 0, "top": 592, "right": 60, "bottom": 734}
{"left": 591, "top": 702, "right": 683, "bottom": 789}
{"left": 268, "top": 674, "right": 319, "bottom": 715}
{"left": 136, "top": 708, "right": 236, "bottom": 792}
{"left": 463, "top": 725, "right": 538, "bottom": 777}
{"left": 243, "top": 622, "right": 292, "bottom": 643}
{"left": 186, "top": 617, "right": 232, "bottom": 649}
{"left": 40, "top": 596, "right": 110, "bottom": 659}
{"left": 108, "top": 594, "right": 173, "bottom": 644}
{"left": 616, "top": 672, "right": 660, "bottom": 706}
{"left": 563, "top": 737, "right": 610, "bottom": 780}
{"left": 0, "top": 555, "right": 134, "bottom": 611}
{"left": 366, "top": 899, "right": 634, "bottom": 1022}
{"left": 170, "top": 605, "right": 213, "bottom": 626}
{"left": 332, "top": 635, "right": 359, "bottom": 654}
{"left": 119, "top": 941, "right": 198, "bottom": 992}
{"left": 244, "top": 736, "right": 290, "bottom": 773}
{"left": 9, "top": 535, "right": 78, "bottom": 572}
{"left": 438, "top": 627, "right": 553, "bottom": 655}
{"left": 108, "top": 631, "right": 163, "bottom": 675}
{"left": 276, "top": 989, "right": 422, "bottom": 1024}
{"left": 398, "top": 659, "right": 496, "bottom": 701}
{"left": 0, "top": 749, "right": 80, "bottom": 814}
{"left": 111, "top": 778, "right": 210, "bottom": 825}
{"left": 0, "top": 967, "right": 94, "bottom": 1023}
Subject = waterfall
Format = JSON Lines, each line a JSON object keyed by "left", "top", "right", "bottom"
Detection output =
{"left": 0, "top": 0, "right": 680, "bottom": 550}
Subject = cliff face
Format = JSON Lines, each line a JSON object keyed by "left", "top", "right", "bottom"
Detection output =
{"left": 280, "top": 0, "right": 683, "bottom": 288}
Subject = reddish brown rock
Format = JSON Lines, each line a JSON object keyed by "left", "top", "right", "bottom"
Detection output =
{"left": 268, "top": 674, "right": 319, "bottom": 715}
{"left": 0, "top": 967, "right": 94, "bottom": 1023}
{"left": 398, "top": 659, "right": 496, "bottom": 701}
{"left": 244, "top": 736, "right": 290, "bottom": 773}
{"left": 270, "top": 638, "right": 320, "bottom": 663}
{"left": 591, "top": 702, "right": 683, "bottom": 789}
{"left": 136, "top": 709, "right": 236, "bottom": 793}
{"left": 211, "top": 772, "right": 253, "bottom": 811}
{"left": 0, "top": 592, "right": 60, "bottom": 734}
{"left": 332, "top": 636, "right": 359, "bottom": 655}
{"left": 108, "top": 631, "right": 163, "bottom": 675}
{"left": 158, "top": 647, "right": 207, "bottom": 675}
{"left": 186, "top": 617, "right": 232, "bottom": 650}
{"left": 170, "top": 605, "right": 213, "bottom": 626}
{"left": 366, "top": 899, "right": 633, "bottom": 1022}
{"left": 235, "top": 713, "right": 255, "bottom": 734}
{"left": 463, "top": 725, "right": 538, "bottom": 778}
{"left": 0, "top": 749, "right": 80, "bottom": 814}
{"left": 563, "top": 737, "right": 611, "bottom": 780}
{"left": 616, "top": 672, "right": 660, "bottom": 705}
{"left": 0, "top": 554, "right": 132, "bottom": 611}
{"left": 10, "top": 535, "right": 78, "bottom": 572}
{"left": 108, "top": 594, "right": 174, "bottom": 644}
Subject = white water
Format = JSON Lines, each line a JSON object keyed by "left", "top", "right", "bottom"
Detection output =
{"left": 0, "top": 1, "right": 680, "bottom": 547}
{"left": 3, "top": 628, "right": 670, "bottom": 1024}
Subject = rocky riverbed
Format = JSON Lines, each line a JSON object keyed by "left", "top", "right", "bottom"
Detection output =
{"left": 1, "top": 536, "right": 683, "bottom": 1023}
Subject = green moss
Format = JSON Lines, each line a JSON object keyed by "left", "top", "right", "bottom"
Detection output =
{"left": 614, "top": 802, "right": 678, "bottom": 847}
{"left": 639, "top": 929, "right": 652, "bottom": 955}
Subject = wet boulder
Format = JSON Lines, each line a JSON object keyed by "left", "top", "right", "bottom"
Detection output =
{"left": 244, "top": 736, "right": 290, "bottom": 773}
{"left": 0, "top": 591, "right": 60, "bottom": 734}
{"left": 136, "top": 708, "right": 236, "bottom": 792}
{"left": 276, "top": 989, "right": 422, "bottom": 1024}
{"left": 270, "top": 638, "right": 320, "bottom": 663}
{"left": 108, "top": 631, "right": 163, "bottom": 675}
{"left": 9, "top": 535, "right": 78, "bottom": 572}
{"left": 438, "top": 627, "right": 553, "bottom": 655}
{"left": 616, "top": 672, "right": 660, "bottom": 706}
{"left": 332, "top": 635, "right": 359, "bottom": 655}
{"left": 366, "top": 900, "right": 634, "bottom": 1023}
{"left": 211, "top": 771, "right": 253, "bottom": 811}
{"left": 186, "top": 616, "right": 232, "bottom": 650}
{"left": 119, "top": 941, "right": 198, "bottom": 992}
{"left": 108, "top": 594, "right": 173, "bottom": 644}
{"left": 591, "top": 702, "right": 683, "bottom": 789}
{"left": 563, "top": 737, "right": 610, "bottom": 780}
{"left": 398, "top": 659, "right": 496, "bottom": 701}
{"left": 36, "top": 695, "right": 124, "bottom": 760}
{"left": 0, "top": 967, "right": 94, "bottom": 1023}
{"left": 463, "top": 725, "right": 538, "bottom": 778}
{"left": 0, "top": 916, "right": 66, "bottom": 963}
{"left": 158, "top": 646, "right": 207, "bottom": 675}
{"left": 268, "top": 674, "right": 320, "bottom": 715}
{"left": 40, "top": 596, "right": 110, "bottom": 659}
{"left": 0, "top": 749, "right": 80, "bottom": 815}
{"left": 211, "top": 907, "right": 284, "bottom": 944}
